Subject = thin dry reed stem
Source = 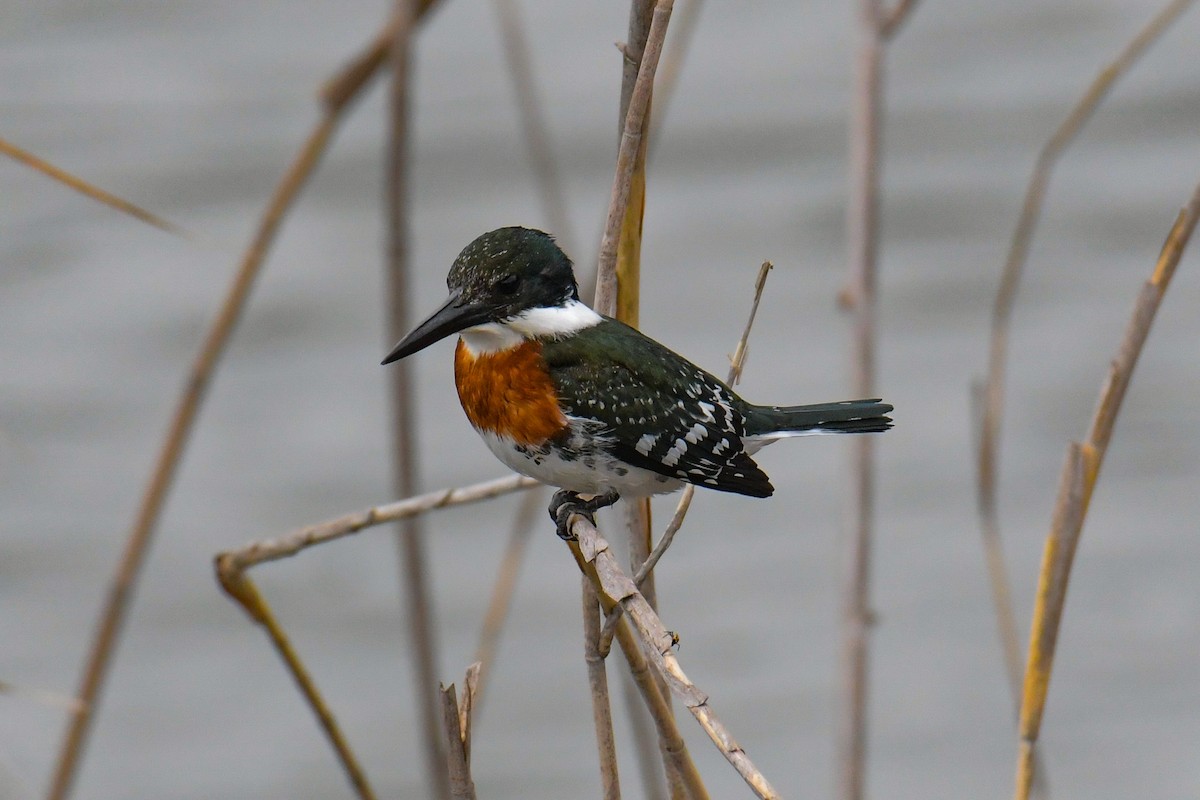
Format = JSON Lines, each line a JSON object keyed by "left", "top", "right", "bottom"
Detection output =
{"left": 593, "top": 0, "right": 674, "bottom": 316}
{"left": 440, "top": 667, "right": 479, "bottom": 800}
{"left": 583, "top": 577, "right": 623, "bottom": 799}
{"left": 213, "top": 475, "right": 534, "bottom": 797}
{"left": 49, "top": 54, "right": 371, "bottom": 800}
{"left": 216, "top": 475, "right": 535, "bottom": 573}
{"left": 566, "top": 515, "right": 776, "bottom": 799}
{"left": 976, "top": 0, "right": 1195, "bottom": 722}
{"left": 575, "top": 542, "right": 709, "bottom": 800}
{"left": 384, "top": 2, "right": 448, "bottom": 797}
{"left": 318, "top": 0, "right": 446, "bottom": 112}
{"left": 605, "top": 3, "right": 677, "bottom": 797}
{"left": 611, "top": 618, "right": 710, "bottom": 800}
{"left": 839, "top": 3, "right": 917, "bottom": 798}
{"left": 217, "top": 574, "right": 378, "bottom": 799}
{"left": 1013, "top": 181, "right": 1200, "bottom": 800}
{"left": 45, "top": 9, "right": 450, "bottom": 796}
{"left": 0, "top": 136, "right": 188, "bottom": 237}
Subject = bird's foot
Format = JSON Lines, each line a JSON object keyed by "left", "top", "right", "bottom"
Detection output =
{"left": 548, "top": 489, "right": 620, "bottom": 541}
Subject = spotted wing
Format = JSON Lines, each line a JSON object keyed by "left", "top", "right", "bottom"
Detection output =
{"left": 540, "top": 317, "right": 773, "bottom": 497}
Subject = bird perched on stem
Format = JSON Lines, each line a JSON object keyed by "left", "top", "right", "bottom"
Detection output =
{"left": 384, "top": 227, "right": 892, "bottom": 538}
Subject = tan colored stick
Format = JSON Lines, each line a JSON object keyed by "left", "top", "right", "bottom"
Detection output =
{"left": 573, "top": 548, "right": 710, "bottom": 800}
{"left": 583, "top": 577, "right": 623, "bottom": 799}
{"left": 976, "top": 0, "right": 1195, "bottom": 713}
{"left": 218, "top": 573, "right": 378, "bottom": 800}
{"left": 611, "top": 617, "right": 710, "bottom": 800}
{"left": 1013, "top": 182, "right": 1200, "bottom": 800}
{"left": 593, "top": 0, "right": 674, "bottom": 317}
{"left": 51, "top": 89, "right": 336, "bottom": 800}
{"left": 0, "top": 136, "right": 188, "bottom": 237}
{"left": 440, "top": 667, "right": 479, "bottom": 800}
{"left": 383, "top": 2, "right": 450, "bottom": 797}
{"left": 839, "top": 2, "right": 918, "bottom": 798}
{"left": 216, "top": 475, "right": 536, "bottom": 573}
{"left": 45, "top": 9, "right": 452, "bottom": 795}
{"left": 567, "top": 516, "right": 778, "bottom": 800}
{"left": 318, "top": 0, "right": 443, "bottom": 112}
{"left": 213, "top": 475, "right": 533, "bottom": 797}
{"left": 602, "top": 3, "right": 678, "bottom": 796}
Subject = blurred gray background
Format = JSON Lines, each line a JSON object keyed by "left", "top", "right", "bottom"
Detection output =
{"left": 2, "top": 1, "right": 1198, "bottom": 798}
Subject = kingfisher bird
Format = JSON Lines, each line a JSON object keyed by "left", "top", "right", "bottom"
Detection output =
{"left": 383, "top": 227, "right": 892, "bottom": 537}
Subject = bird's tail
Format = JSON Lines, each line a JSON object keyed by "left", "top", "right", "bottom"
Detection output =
{"left": 744, "top": 399, "right": 893, "bottom": 449}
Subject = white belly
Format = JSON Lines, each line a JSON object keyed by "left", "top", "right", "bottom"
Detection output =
{"left": 477, "top": 428, "right": 683, "bottom": 497}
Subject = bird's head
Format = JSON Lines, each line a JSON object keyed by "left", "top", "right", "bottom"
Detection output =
{"left": 382, "top": 227, "right": 581, "bottom": 363}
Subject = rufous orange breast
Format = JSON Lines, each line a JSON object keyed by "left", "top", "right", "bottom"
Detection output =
{"left": 454, "top": 339, "right": 569, "bottom": 446}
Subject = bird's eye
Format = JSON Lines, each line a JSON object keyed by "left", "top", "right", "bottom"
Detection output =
{"left": 496, "top": 273, "right": 520, "bottom": 294}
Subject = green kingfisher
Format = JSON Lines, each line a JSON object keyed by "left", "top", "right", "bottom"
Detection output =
{"left": 383, "top": 227, "right": 893, "bottom": 537}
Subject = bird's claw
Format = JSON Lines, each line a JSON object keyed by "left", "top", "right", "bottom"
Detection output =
{"left": 548, "top": 489, "right": 620, "bottom": 540}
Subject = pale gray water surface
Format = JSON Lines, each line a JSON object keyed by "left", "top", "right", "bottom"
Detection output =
{"left": 2, "top": 2, "right": 1199, "bottom": 798}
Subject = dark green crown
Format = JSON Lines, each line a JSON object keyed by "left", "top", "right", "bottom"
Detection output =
{"left": 447, "top": 227, "right": 580, "bottom": 322}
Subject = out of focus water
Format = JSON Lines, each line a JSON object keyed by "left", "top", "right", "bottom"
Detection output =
{"left": 2, "top": 2, "right": 1198, "bottom": 798}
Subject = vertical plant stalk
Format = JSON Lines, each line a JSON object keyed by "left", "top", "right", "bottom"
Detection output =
{"left": 613, "top": 1, "right": 679, "bottom": 797}
{"left": 594, "top": 0, "right": 674, "bottom": 317}
{"left": 840, "top": 5, "right": 882, "bottom": 800}
{"left": 839, "top": 3, "right": 916, "bottom": 799}
{"left": 1013, "top": 183, "right": 1200, "bottom": 800}
{"left": 583, "top": 577, "right": 623, "bottom": 799}
{"left": 440, "top": 664, "right": 480, "bottom": 800}
{"left": 976, "top": 0, "right": 1194, "bottom": 715}
{"left": 385, "top": 2, "right": 448, "bottom": 799}
{"left": 42, "top": 12, "right": 422, "bottom": 794}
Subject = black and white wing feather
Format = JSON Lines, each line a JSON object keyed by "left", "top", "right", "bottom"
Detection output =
{"left": 540, "top": 317, "right": 774, "bottom": 497}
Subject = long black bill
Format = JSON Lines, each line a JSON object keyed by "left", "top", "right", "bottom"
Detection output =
{"left": 381, "top": 290, "right": 490, "bottom": 364}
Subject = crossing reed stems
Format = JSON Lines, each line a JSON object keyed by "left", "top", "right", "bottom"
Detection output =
{"left": 975, "top": 0, "right": 1196, "bottom": 727}
{"left": 565, "top": 514, "right": 775, "bottom": 799}
{"left": 1012, "top": 181, "right": 1200, "bottom": 800}
{"left": 42, "top": 9, "right": 448, "bottom": 793}
{"left": 214, "top": 474, "right": 535, "bottom": 797}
